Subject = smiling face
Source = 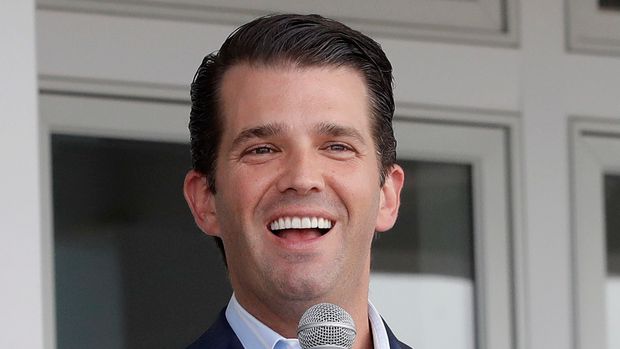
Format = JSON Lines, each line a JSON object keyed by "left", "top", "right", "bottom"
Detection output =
{"left": 184, "top": 63, "right": 403, "bottom": 324}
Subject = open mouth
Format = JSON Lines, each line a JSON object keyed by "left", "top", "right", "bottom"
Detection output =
{"left": 268, "top": 216, "right": 333, "bottom": 240}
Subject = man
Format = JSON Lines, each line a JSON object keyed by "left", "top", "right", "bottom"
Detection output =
{"left": 183, "top": 13, "right": 409, "bottom": 349}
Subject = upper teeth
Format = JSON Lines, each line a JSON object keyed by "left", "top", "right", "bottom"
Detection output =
{"left": 269, "top": 217, "right": 333, "bottom": 231}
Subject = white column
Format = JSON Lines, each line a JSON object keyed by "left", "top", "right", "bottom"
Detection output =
{"left": 0, "top": 1, "right": 49, "bottom": 348}
{"left": 521, "top": 1, "right": 573, "bottom": 349}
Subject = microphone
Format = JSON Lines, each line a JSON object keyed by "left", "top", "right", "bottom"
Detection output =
{"left": 297, "top": 303, "right": 357, "bottom": 349}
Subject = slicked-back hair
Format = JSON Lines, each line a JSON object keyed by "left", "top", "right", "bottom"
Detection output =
{"left": 190, "top": 13, "right": 396, "bottom": 189}
{"left": 189, "top": 14, "right": 397, "bottom": 263}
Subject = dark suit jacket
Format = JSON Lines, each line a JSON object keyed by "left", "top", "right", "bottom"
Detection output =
{"left": 186, "top": 309, "right": 413, "bottom": 349}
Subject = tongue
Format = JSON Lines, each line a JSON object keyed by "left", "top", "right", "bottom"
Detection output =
{"left": 277, "top": 229, "right": 322, "bottom": 241}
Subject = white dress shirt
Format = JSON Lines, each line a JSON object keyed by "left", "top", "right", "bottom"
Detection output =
{"left": 225, "top": 294, "right": 391, "bottom": 349}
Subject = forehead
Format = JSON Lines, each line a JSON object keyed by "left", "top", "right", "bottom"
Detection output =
{"left": 218, "top": 63, "right": 372, "bottom": 138}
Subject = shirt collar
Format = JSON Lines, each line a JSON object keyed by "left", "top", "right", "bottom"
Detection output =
{"left": 225, "top": 294, "right": 391, "bottom": 349}
{"left": 368, "top": 299, "right": 390, "bottom": 349}
{"left": 225, "top": 294, "right": 286, "bottom": 349}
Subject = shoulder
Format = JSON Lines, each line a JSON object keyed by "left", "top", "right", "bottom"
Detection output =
{"left": 186, "top": 309, "right": 244, "bottom": 349}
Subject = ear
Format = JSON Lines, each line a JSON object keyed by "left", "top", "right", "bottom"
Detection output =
{"left": 375, "top": 164, "right": 405, "bottom": 232}
{"left": 183, "top": 170, "right": 221, "bottom": 237}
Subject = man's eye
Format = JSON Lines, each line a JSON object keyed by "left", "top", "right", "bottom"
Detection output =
{"left": 327, "top": 143, "right": 352, "bottom": 152}
{"left": 248, "top": 146, "right": 274, "bottom": 155}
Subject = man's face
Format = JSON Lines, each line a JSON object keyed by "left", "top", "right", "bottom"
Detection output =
{"left": 188, "top": 64, "right": 402, "bottom": 308}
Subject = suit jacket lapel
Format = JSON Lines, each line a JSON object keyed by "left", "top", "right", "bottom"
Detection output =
{"left": 384, "top": 319, "right": 414, "bottom": 349}
{"left": 186, "top": 309, "right": 244, "bottom": 349}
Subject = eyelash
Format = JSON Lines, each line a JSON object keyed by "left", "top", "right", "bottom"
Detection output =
{"left": 247, "top": 145, "right": 276, "bottom": 155}
{"left": 324, "top": 143, "right": 354, "bottom": 152}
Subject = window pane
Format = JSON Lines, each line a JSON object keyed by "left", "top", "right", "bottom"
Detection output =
{"left": 607, "top": 175, "right": 620, "bottom": 275}
{"left": 371, "top": 160, "right": 475, "bottom": 349}
{"left": 373, "top": 160, "right": 474, "bottom": 279}
{"left": 606, "top": 174, "right": 620, "bottom": 349}
{"left": 52, "top": 135, "right": 231, "bottom": 349}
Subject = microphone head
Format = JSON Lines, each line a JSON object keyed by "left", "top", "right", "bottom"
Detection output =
{"left": 297, "top": 303, "right": 356, "bottom": 349}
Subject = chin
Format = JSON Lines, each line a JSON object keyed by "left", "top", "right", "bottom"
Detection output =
{"left": 273, "top": 274, "right": 332, "bottom": 302}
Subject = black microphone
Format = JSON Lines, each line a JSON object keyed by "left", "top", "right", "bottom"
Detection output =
{"left": 297, "top": 303, "right": 357, "bottom": 349}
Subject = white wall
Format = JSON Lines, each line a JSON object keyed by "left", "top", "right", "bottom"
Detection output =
{"left": 0, "top": 1, "right": 49, "bottom": 348}
{"left": 521, "top": 2, "right": 620, "bottom": 349}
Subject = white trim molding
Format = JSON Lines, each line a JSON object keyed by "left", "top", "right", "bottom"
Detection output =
{"left": 37, "top": 0, "right": 518, "bottom": 46}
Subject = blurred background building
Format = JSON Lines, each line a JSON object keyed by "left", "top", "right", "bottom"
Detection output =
{"left": 1, "top": 1, "right": 619, "bottom": 349}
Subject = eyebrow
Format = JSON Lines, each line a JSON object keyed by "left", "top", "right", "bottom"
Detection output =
{"left": 314, "top": 121, "right": 367, "bottom": 146}
{"left": 231, "top": 122, "right": 288, "bottom": 149}
{"left": 230, "top": 121, "right": 367, "bottom": 148}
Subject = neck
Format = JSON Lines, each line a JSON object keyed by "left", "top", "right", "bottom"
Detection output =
{"left": 233, "top": 289, "right": 373, "bottom": 348}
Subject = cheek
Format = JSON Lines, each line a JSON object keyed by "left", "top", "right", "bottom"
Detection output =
{"left": 215, "top": 166, "right": 277, "bottom": 226}
{"left": 340, "top": 169, "right": 381, "bottom": 206}
{"left": 331, "top": 177, "right": 382, "bottom": 231}
{"left": 220, "top": 164, "right": 269, "bottom": 195}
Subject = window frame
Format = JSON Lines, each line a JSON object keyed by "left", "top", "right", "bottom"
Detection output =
{"left": 370, "top": 112, "right": 518, "bottom": 349}
{"left": 571, "top": 118, "right": 620, "bottom": 349}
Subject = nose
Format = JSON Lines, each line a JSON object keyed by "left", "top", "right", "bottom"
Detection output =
{"left": 276, "top": 149, "right": 325, "bottom": 195}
